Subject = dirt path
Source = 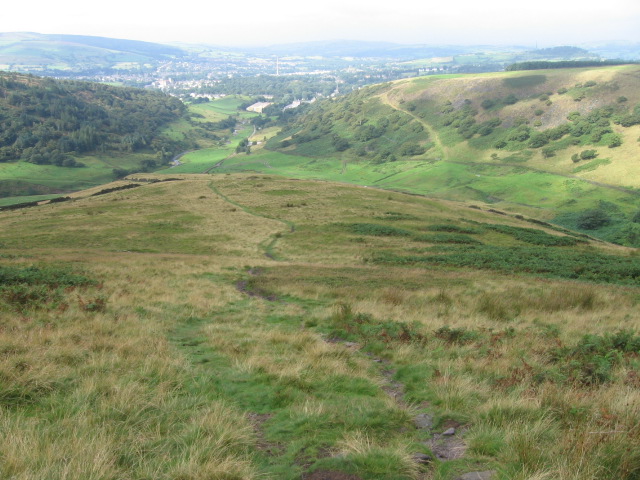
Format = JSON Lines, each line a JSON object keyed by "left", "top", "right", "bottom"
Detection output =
{"left": 208, "top": 182, "right": 295, "bottom": 260}
{"left": 379, "top": 88, "right": 447, "bottom": 162}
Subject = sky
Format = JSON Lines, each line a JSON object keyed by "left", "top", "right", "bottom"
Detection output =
{"left": 2, "top": 0, "right": 640, "bottom": 47}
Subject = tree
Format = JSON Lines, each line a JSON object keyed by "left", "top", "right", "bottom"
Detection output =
{"left": 332, "top": 136, "right": 350, "bottom": 152}
{"left": 529, "top": 133, "right": 549, "bottom": 148}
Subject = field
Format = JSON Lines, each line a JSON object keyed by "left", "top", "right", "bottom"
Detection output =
{"left": 1, "top": 173, "right": 639, "bottom": 480}
{"left": 189, "top": 96, "right": 258, "bottom": 122}
{"left": 168, "top": 125, "right": 256, "bottom": 174}
{"left": 0, "top": 153, "right": 156, "bottom": 202}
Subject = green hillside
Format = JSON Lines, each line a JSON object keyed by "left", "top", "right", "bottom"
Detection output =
{"left": 254, "top": 65, "right": 640, "bottom": 246}
{"left": 1, "top": 174, "right": 639, "bottom": 479}
{"left": 0, "top": 73, "right": 249, "bottom": 200}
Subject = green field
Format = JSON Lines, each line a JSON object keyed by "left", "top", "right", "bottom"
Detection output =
{"left": 189, "top": 95, "right": 258, "bottom": 121}
{"left": 0, "top": 153, "right": 152, "bottom": 194}
{"left": 215, "top": 149, "right": 640, "bottom": 239}
{"left": 166, "top": 125, "right": 256, "bottom": 174}
{"left": 3, "top": 67, "right": 640, "bottom": 246}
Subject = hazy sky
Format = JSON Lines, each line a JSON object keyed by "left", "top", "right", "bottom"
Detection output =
{"left": 3, "top": 0, "right": 640, "bottom": 46}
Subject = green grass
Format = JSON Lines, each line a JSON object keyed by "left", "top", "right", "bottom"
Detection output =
{"left": 189, "top": 96, "right": 257, "bottom": 120}
{"left": 0, "top": 194, "right": 60, "bottom": 207}
{"left": 161, "top": 125, "right": 256, "bottom": 174}
{"left": 0, "top": 152, "right": 162, "bottom": 203}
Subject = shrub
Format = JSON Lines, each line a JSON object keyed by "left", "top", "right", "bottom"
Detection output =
{"left": 332, "top": 135, "right": 350, "bottom": 151}
{"left": 413, "top": 233, "right": 482, "bottom": 245}
{"left": 503, "top": 94, "right": 518, "bottom": 105}
{"left": 508, "top": 127, "right": 531, "bottom": 142}
{"left": 1, "top": 284, "right": 61, "bottom": 310}
{"left": 529, "top": 134, "right": 549, "bottom": 148}
{"left": 426, "top": 224, "right": 481, "bottom": 234}
{"left": 370, "top": 245, "right": 640, "bottom": 284}
{"left": 486, "top": 224, "right": 578, "bottom": 246}
{"left": 481, "top": 99, "right": 496, "bottom": 109}
{"left": 399, "top": 144, "right": 426, "bottom": 156}
{"left": 345, "top": 223, "right": 411, "bottom": 237}
{"left": 576, "top": 209, "right": 611, "bottom": 230}
{"left": 552, "top": 330, "right": 640, "bottom": 384}
{"left": 541, "top": 147, "right": 555, "bottom": 158}
{"left": 330, "top": 304, "right": 424, "bottom": 346}
{"left": 580, "top": 149, "right": 598, "bottom": 160}
{"left": 607, "top": 134, "right": 622, "bottom": 148}
{"left": 434, "top": 325, "right": 481, "bottom": 344}
{"left": 0, "top": 265, "right": 94, "bottom": 287}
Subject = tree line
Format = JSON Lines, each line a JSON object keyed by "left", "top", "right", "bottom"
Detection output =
{"left": 505, "top": 60, "right": 636, "bottom": 71}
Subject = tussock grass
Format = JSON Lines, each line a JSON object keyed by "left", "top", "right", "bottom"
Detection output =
{"left": 0, "top": 174, "right": 638, "bottom": 479}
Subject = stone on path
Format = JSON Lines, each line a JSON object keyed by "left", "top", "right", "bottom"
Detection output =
{"left": 413, "top": 413, "right": 434, "bottom": 430}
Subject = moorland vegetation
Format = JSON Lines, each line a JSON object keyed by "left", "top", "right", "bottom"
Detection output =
{"left": 0, "top": 174, "right": 638, "bottom": 480}
{"left": 1, "top": 63, "right": 640, "bottom": 480}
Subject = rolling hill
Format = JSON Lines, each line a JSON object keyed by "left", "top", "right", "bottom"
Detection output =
{"left": 244, "top": 64, "right": 640, "bottom": 246}
{"left": 0, "top": 32, "right": 185, "bottom": 73}
{"left": 0, "top": 173, "right": 639, "bottom": 479}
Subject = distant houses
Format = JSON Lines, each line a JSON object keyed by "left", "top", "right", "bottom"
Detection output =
{"left": 283, "top": 100, "right": 301, "bottom": 111}
{"left": 283, "top": 98, "right": 316, "bottom": 111}
{"left": 246, "top": 101, "right": 272, "bottom": 113}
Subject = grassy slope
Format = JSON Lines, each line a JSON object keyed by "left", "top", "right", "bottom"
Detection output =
{"left": 1, "top": 174, "right": 639, "bottom": 480}
{"left": 389, "top": 66, "right": 640, "bottom": 183}
{"left": 231, "top": 65, "right": 640, "bottom": 245}
{"left": 0, "top": 152, "right": 149, "bottom": 193}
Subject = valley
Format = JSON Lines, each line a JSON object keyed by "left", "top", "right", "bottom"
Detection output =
{"left": 1, "top": 60, "right": 640, "bottom": 480}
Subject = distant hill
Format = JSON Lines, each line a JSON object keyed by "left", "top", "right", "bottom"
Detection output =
{"left": 527, "top": 46, "right": 596, "bottom": 59}
{"left": 0, "top": 72, "right": 189, "bottom": 198}
{"left": 0, "top": 32, "right": 185, "bottom": 73}
{"left": 252, "top": 40, "right": 526, "bottom": 59}
{"left": 264, "top": 64, "right": 640, "bottom": 245}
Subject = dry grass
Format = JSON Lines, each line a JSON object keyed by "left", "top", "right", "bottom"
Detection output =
{"left": 0, "top": 173, "right": 638, "bottom": 479}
